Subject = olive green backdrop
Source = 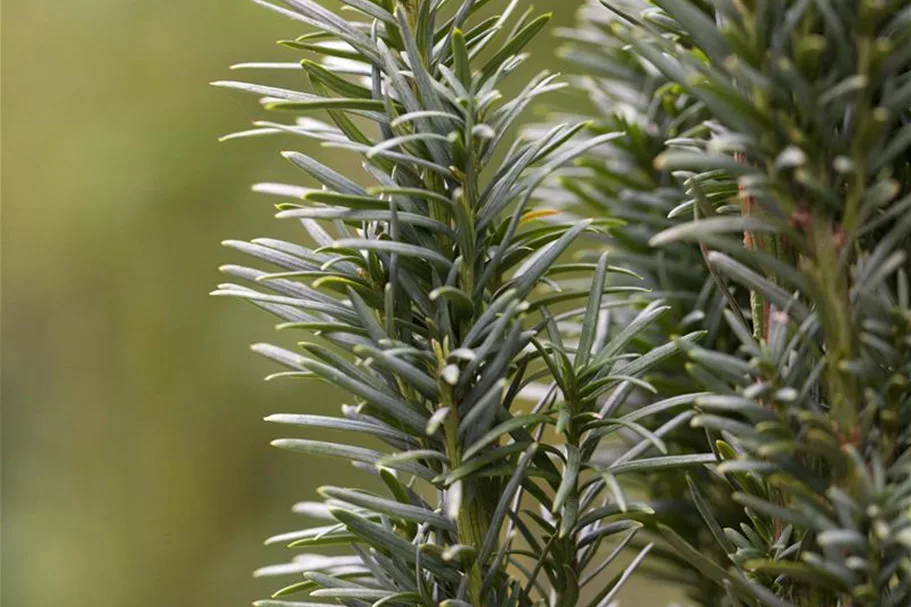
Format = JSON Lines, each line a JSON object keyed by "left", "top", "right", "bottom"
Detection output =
{"left": 2, "top": 1, "right": 681, "bottom": 605}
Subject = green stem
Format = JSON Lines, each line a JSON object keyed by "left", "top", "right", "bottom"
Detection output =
{"left": 808, "top": 216, "right": 858, "bottom": 441}
{"left": 443, "top": 392, "right": 486, "bottom": 605}
{"left": 553, "top": 406, "right": 582, "bottom": 607}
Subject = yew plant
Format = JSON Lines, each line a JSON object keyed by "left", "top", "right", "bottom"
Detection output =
{"left": 215, "top": 0, "right": 910, "bottom": 606}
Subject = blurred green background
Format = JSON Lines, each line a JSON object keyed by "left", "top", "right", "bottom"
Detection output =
{"left": 2, "top": 1, "right": 681, "bottom": 605}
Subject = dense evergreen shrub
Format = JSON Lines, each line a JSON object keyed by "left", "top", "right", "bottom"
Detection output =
{"left": 216, "top": 1, "right": 910, "bottom": 605}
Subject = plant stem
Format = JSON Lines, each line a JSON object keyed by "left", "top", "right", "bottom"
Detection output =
{"left": 554, "top": 405, "right": 582, "bottom": 607}
{"left": 443, "top": 391, "right": 487, "bottom": 605}
{"left": 807, "top": 215, "right": 858, "bottom": 440}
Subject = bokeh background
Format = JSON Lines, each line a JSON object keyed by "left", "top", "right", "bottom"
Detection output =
{"left": 2, "top": 1, "right": 681, "bottom": 605}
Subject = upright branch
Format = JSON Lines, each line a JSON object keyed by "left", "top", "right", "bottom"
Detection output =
{"left": 213, "top": 1, "right": 674, "bottom": 605}
{"left": 598, "top": 0, "right": 911, "bottom": 605}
